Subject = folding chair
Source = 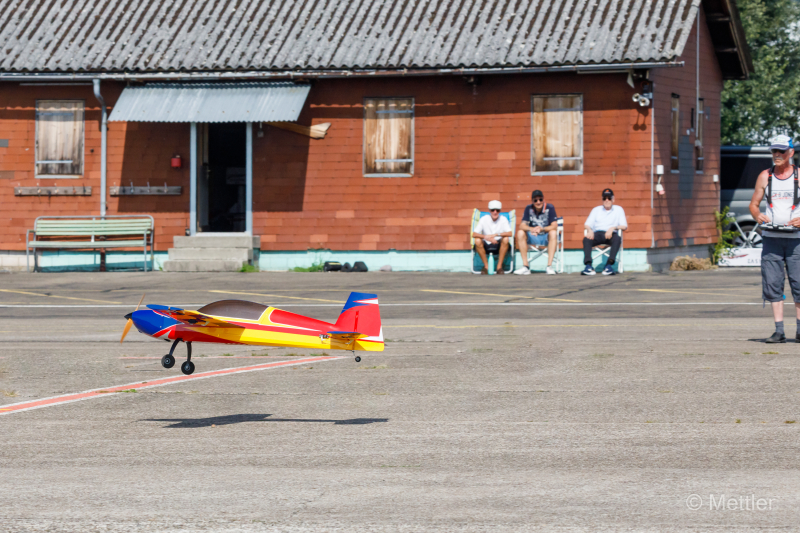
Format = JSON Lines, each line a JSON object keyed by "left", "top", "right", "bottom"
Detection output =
{"left": 470, "top": 208, "right": 516, "bottom": 274}
{"left": 590, "top": 229, "right": 624, "bottom": 273}
{"left": 526, "top": 217, "right": 564, "bottom": 273}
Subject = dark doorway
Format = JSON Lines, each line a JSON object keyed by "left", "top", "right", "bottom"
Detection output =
{"left": 203, "top": 123, "right": 246, "bottom": 232}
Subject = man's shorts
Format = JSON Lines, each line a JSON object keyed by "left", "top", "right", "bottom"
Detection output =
{"left": 761, "top": 236, "right": 800, "bottom": 302}
{"left": 480, "top": 240, "right": 500, "bottom": 253}
{"left": 527, "top": 232, "right": 548, "bottom": 246}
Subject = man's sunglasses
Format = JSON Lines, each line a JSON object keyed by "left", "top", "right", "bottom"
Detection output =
{"left": 490, "top": 209, "right": 500, "bottom": 212}
{"left": 772, "top": 149, "right": 788, "bottom": 154}
{"left": 602, "top": 196, "right": 613, "bottom": 200}
{"left": 533, "top": 198, "right": 544, "bottom": 203}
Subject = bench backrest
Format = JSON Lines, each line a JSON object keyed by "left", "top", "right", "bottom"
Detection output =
{"left": 34, "top": 216, "right": 153, "bottom": 237}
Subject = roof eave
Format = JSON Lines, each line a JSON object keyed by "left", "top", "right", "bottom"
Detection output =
{"left": 703, "top": 0, "right": 754, "bottom": 80}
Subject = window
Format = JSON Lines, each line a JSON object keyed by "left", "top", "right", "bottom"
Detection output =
{"left": 363, "top": 98, "right": 414, "bottom": 177}
{"left": 531, "top": 95, "right": 582, "bottom": 174}
{"left": 671, "top": 94, "right": 680, "bottom": 172}
{"left": 35, "top": 100, "right": 84, "bottom": 177}
{"left": 695, "top": 99, "right": 704, "bottom": 172}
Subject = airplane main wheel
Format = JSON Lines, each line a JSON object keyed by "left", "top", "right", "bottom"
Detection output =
{"left": 181, "top": 361, "right": 195, "bottom": 375}
{"left": 354, "top": 356, "right": 361, "bottom": 363}
{"left": 161, "top": 354, "right": 175, "bottom": 368}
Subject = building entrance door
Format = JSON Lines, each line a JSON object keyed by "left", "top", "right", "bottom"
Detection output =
{"left": 196, "top": 123, "right": 247, "bottom": 233}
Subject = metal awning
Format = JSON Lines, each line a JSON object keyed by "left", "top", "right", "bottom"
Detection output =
{"left": 108, "top": 82, "right": 311, "bottom": 123}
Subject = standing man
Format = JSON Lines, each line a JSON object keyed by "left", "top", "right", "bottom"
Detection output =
{"left": 514, "top": 190, "right": 558, "bottom": 275}
{"left": 472, "top": 200, "right": 513, "bottom": 275}
{"left": 750, "top": 134, "right": 800, "bottom": 343}
{"left": 581, "top": 188, "right": 627, "bottom": 276}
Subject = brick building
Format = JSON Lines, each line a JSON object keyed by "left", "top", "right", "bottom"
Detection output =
{"left": 0, "top": 0, "right": 751, "bottom": 272}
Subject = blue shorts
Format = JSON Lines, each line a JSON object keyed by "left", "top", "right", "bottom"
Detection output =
{"left": 527, "top": 232, "right": 548, "bottom": 246}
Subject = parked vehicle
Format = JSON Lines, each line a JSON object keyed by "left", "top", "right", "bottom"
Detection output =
{"left": 719, "top": 146, "right": 799, "bottom": 248}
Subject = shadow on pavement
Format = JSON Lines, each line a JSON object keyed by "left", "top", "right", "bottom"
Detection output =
{"left": 142, "top": 414, "right": 388, "bottom": 428}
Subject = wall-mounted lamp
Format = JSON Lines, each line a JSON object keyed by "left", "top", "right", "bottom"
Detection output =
{"left": 655, "top": 165, "right": 665, "bottom": 195}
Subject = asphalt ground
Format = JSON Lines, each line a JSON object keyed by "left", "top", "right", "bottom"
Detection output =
{"left": 1, "top": 269, "right": 799, "bottom": 532}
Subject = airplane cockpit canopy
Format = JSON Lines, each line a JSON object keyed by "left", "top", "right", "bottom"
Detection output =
{"left": 196, "top": 300, "right": 268, "bottom": 320}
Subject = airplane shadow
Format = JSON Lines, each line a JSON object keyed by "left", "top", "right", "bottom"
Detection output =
{"left": 142, "top": 414, "right": 388, "bottom": 428}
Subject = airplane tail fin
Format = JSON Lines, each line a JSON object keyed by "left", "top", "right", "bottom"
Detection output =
{"left": 334, "top": 292, "right": 382, "bottom": 340}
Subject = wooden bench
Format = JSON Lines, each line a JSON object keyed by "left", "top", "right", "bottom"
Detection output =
{"left": 26, "top": 215, "right": 154, "bottom": 272}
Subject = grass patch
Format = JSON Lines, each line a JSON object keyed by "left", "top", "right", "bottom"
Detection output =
{"left": 290, "top": 262, "right": 324, "bottom": 272}
{"left": 358, "top": 364, "right": 388, "bottom": 370}
{"left": 220, "top": 353, "right": 234, "bottom": 357}
{"left": 239, "top": 264, "right": 259, "bottom": 273}
{"left": 736, "top": 419, "right": 741, "bottom": 423}
{"left": 120, "top": 389, "right": 137, "bottom": 393}
{"left": 762, "top": 351, "right": 780, "bottom": 355}
{"left": 471, "top": 348, "right": 493, "bottom": 353}
{"left": 592, "top": 353, "right": 614, "bottom": 358}
{"left": 743, "top": 352, "right": 751, "bottom": 355}
{"left": 786, "top": 420, "right": 796, "bottom": 424}
{"left": 1, "top": 390, "right": 17, "bottom": 397}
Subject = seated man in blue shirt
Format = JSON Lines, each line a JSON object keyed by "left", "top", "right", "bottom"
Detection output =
{"left": 514, "top": 189, "right": 558, "bottom": 275}
{"left": 582, "top": 188, "right": 628, "bottom": 276}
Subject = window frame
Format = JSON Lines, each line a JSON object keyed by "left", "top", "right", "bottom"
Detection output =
{"left": 530, "top": 93, "right": 584, "bottom": 176}
{"left": 362, "top": 97, "right": 415, "bottom": 178}
{"left": 34, "top": 99, "right": 85, "bottom": 179}
{"left": 670, "top": 94, "right": 680, "bottom": 173}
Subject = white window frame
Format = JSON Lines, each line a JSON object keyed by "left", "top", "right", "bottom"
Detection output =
{"left": 35, "top": 99, "right": 85, "bottom": 179}
{"left": 531, "top": 94, "right": 583, "bottom": 176}
{"left": 363, "top": 97, "right": 415, "bottom": 178}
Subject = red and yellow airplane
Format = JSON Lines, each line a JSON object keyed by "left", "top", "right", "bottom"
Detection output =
{"left": 121, "top": 292, "right": 383, "bottom": 375}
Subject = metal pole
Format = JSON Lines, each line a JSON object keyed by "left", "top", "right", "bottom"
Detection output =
{"left": 190, "top": 122, "right": 197, "bottom": 236}
{"left": 246, "top": 122, "right": 253, "bottom": 235}
{"left": 92, "top": 80, "right": 107, "bottom": 217}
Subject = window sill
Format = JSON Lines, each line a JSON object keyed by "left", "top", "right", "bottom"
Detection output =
{"left": 35, "top": 175, "right": 83, "bottom": 179}
{"left": 531, "top": 171, "right": 583, "bottom": 176}
{"left": 364, "top": 174, "right": 413, "bottom": 178}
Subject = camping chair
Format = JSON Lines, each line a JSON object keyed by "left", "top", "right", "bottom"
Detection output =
{"left": 590, "top": 229, "right": 624, "bottom": 273}
{"left": 470, "top": 208, "right": 516, "bottom": 274}
{"left": 526, "top": 217, "right": 564, "bottom": 273}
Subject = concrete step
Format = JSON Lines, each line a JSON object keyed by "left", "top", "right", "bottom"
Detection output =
{"left": 162, "top": 260, "right": 245, "bottom": 272}
{"left": 167, "top": 248, "right": 252, "bottom": 261}
{"left": 173, "top": 235, "right": 259, "bottom": 249}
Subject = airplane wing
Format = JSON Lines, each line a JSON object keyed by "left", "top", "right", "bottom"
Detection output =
{"left": 147, "top": 305, "right": 244, "bottom": 328}
{"left": 327, "top": 330, "right": 368, "bottom": 341}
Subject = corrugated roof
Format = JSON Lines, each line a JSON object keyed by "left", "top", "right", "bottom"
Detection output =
{"left": 0, "top": 0, "right": 701, "bottom": 74}
{"left": 107, "top": 82, "right": 311, "bottom": 122}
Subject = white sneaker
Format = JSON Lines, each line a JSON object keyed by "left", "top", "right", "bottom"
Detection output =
{"left": 546, "top": 266, "right": 556, "bottom": 275}
{"left": 513, "top": 266, "right": 531, "bottom": 275}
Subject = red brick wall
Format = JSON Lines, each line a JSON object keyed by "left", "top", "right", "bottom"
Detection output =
{"left": 0, "top": 11, "right": 725, "bottom": 253}
{"left": 651, "top": 7, "right": 724, "bottom": 248}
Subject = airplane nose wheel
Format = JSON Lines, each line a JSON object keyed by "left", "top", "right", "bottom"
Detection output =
{"left": 161, "top": 354, "right": 175, "bottom": 368}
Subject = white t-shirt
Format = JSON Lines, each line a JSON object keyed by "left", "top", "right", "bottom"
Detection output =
{"left": 585, "top": 205, "right": 627, "bottom": 232}
{"left": 474, "top": 214, "right": 511, "bottom": 245}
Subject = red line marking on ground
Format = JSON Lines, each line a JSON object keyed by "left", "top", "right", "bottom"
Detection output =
{"left": 0, "top": 356, "right": 343, "bottom": 416}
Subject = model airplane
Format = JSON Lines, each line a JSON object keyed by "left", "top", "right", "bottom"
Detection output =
{"left": 120, "top": 292, "right": 384, "bottom": 375}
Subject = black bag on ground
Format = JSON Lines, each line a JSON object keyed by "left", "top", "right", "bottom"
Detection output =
{"left": 341, "top": 262, "right": 353, "bottom": 272}
{"left": 323, "top": 261, "right": 342, "bottom": 272}
{"left": 353, "top": 261, "right": 368, "bottom": 272}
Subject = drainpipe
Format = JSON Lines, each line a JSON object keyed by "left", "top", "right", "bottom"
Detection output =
{"left": 92, "top": 79, "right": 107, "bottom": 217}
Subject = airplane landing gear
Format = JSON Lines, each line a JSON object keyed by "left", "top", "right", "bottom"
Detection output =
{"left": 181, "top": 341, "right": 194, "bottom": 375}
{"left": 162, "top": 339, "right": 180, "bottom": 368}
{"left": 354, "top": 356, "right": 361, "bottom": 362}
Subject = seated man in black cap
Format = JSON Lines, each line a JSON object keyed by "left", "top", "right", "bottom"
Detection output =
{"left": 581, "top": 188, "right": 627, "bottom": 276}
{"left": 514, "top": 189, "right": 558, "bottom": 275}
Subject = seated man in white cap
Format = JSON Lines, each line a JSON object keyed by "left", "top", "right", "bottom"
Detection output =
{"left": 472, "top": 200, "right": 513, "bottom": 275}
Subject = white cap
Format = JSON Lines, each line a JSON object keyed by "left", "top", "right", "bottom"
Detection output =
{"left": 770, "top": 134, "right": 794, "bottom": 150}
{"left": 488, "top": 200, "right": 502, "bottom": 210}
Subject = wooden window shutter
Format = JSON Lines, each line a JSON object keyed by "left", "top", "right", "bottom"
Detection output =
{"left": 363, "top": 98, "right": 414, "bottom": 176}
{"left": 35, "top": 100, "right": 84, "bottom": 176}
{"left": 531, "top": 95, "right": 582, "bottom": 174}
{"left": 695, "top": 99, "right": 704, "bottom": 172}
{"left": 671, "top": 95, "right": 680, "bottom": 171}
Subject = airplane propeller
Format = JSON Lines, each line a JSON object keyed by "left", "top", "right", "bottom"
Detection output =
{"left": 121, "top": 293, "right": 146, "bottom": 343}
